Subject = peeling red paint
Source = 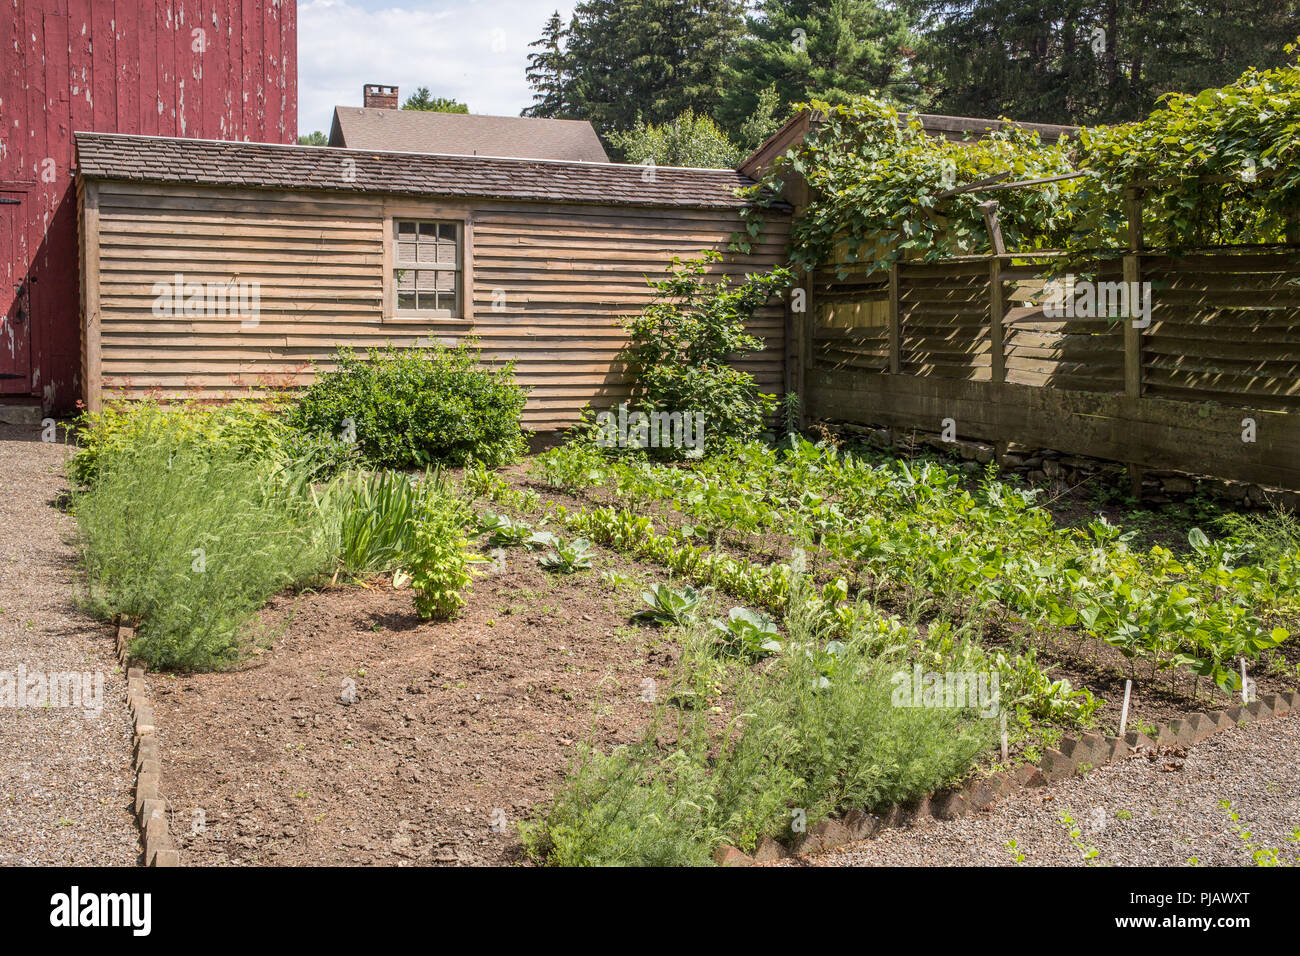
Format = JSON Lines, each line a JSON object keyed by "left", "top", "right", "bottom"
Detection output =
{"left": 0, "top": 0, "right": 297, "bottom": 412}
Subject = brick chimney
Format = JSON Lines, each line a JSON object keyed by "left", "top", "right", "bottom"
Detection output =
{"left": 363, "top": 84, "right": 399, "bottom": 110}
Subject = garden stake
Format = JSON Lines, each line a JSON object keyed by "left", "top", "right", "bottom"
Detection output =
{"left": 1118, "top": 679, "right": 1132, "bottom": 737}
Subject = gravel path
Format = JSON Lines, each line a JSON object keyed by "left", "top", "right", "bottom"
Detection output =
{"left": 0, "top": 423, "right": 138, "bottom": 865}
{"left": 792, "top": 714, "right": 1300, "bottom": 867}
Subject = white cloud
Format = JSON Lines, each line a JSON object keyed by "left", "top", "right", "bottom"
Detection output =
{"left": 297, "top": 0, "right": 576, "bottom": 135}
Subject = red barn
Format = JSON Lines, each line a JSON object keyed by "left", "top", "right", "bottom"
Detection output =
{"left": 0, "top": 0, "right": 297, "bottom": 415}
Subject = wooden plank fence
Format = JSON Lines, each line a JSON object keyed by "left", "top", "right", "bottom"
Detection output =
{"left": 804, "top": 244, "right": 1300, "bottom": 489}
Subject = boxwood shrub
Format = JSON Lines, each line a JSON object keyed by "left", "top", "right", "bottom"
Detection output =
{"left": 287, "top": 343, "right": 529, "bottom": 468}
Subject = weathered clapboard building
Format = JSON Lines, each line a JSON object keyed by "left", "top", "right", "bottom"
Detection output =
{"left": 73, "top": 133, "right": 791, "bottom": 429}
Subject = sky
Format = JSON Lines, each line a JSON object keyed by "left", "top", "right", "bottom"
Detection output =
{"left": 297, "top": 0, "right": 579, "bottom": 135}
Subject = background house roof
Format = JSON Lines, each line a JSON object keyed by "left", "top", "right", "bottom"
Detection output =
{"left": 328, "top": 107, "right": 611, "bottom": 164}
{"left": 74, "top": 132, "right": 771, "bottom": 210}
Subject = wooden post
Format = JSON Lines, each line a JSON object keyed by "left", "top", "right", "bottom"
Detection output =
{"left": 1125, "top": 188, "right": 1144, "bottom": 251}
{"left": 979, "top": 201, "right": 1006, "bottom": 255}
{"left": 1123, "top": 188, "right": 1144, "bottom": 399}
{"left": 800, "top": 263, "right": 815, "bottom": 426}
{"left": 887, "top": 261, "right": 901, "bottom": 374}
{"left": 988, "top": 255, "right": 1006, "bottom": 384}
{"left": 81, "top": 181, "right": 103, "bottom": 413}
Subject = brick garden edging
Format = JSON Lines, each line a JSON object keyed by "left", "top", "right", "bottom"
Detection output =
{"left": 713, "top": 690, "right": 1300, "bottom": 866}
{"left": 115, "top": 620, "right": 179, "bottom": 867}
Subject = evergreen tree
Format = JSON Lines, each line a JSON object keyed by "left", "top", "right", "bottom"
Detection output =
{"left": 402, "top": 87, "right": 470, "bottom": 113}
{"left": 533, "top": 0, "right": 746, "bottom": 135}
{"left": 720, "top": 0, "right": 921, "bottom": 130}
{"left": 522, "top": 11, "right": 573, "bottom": 118}
{"left": 909, "top": 0, "right": 1300, "bottom": 125}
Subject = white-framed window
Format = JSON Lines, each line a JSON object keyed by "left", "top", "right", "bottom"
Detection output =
{"left": 392, "top": 218, "right": 462, "bottom": 317}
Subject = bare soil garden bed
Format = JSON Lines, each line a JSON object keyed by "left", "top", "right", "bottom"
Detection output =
{"left": 154, "top": 548, "right": 680, "bottom": 866}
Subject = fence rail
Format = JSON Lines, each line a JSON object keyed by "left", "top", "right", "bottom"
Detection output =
{"left": 804, "top": 245, "right": 1300, "bottom": 489}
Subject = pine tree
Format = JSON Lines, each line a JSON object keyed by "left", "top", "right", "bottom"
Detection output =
{"left": 402, "top": 87, "right": 470, "bottom": 113}
{"left": 720, "top": 0, "right": 921, "bottom": 130}
{"left": 522, "top": 11, "right": 573, "bottom": 118}
{"left": 909, "top": 0, "right": 1300, "bottom": 125}
{"left": 552, "top": 0, "right": 746, "bottom": 135}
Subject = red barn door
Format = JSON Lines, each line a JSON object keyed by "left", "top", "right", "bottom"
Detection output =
{"left": 0, "top": 190, "right": 32, "bottom": 395}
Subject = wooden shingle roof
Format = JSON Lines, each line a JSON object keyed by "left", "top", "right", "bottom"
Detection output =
{"left": 75, "top": 133, "right": 767, "bottom": 210}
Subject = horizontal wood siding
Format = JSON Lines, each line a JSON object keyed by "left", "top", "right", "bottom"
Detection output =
{"left": 86, "top": 181, "right": 791, "bottom": 429}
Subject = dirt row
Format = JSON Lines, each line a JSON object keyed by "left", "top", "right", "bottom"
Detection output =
{"left": 155, "top": 545, "right": 693, "bottom": 865}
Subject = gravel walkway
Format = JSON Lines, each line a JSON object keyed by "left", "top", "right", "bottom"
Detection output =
{"left": 792, "top": 713, "right": 1300, "bottom": 867}
{"left": 0, "top": 423, "right": 138, "bottom": 865}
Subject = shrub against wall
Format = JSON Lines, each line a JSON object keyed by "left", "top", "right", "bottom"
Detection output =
{"left": 622, "top": 251, "right": 792, "bottom": 453}
{"left": 288, "top": 344, "right": 529, "bottom": 469}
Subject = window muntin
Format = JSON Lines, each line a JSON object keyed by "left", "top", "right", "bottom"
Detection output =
{"left": 393, "top": 219, "right": 460, "bottom": 316}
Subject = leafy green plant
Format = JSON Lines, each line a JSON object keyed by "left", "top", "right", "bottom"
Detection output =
{"left": 1221, "top": 799, "right": 1298, "bottom": 867}
{"left": 539, "top": 537, "right": 594, "bottom": 574}
{"left": 531, "top": 440, "right": 610, "bottom": 489}
{"left": 633, "top": 584, "right": 704, "bottom": 626}
{"left": 622, "top": 252, "right": 792, "bottom": 452}
{"left": 409, "top": 507, "right": 475, "bottom": 620}
{"left": 335, "top": 469, "right": 445, "bottom": 575}
{"left": 477, "top": 510, "right": 534, "bottom": 548}
{"left": 600, "top": 569, "right": 632, "bottom": 589}
{"left": 1004, "top": 838, "right": 1026, "bottom": 864}
{"left": 287, "top": 342, "right": 528, "bottom": 469}
{"left": 710, "top": 606, "right": 782, "bottom": 659}
{"left": 1059, "top": 810, "right": 1103, "bottom": 865}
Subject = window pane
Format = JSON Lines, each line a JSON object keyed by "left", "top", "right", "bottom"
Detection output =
{"left": 392, "top": 220, "right": 462, "bottom": 315}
